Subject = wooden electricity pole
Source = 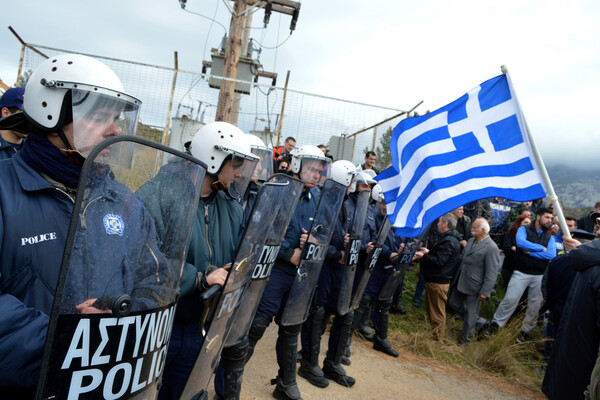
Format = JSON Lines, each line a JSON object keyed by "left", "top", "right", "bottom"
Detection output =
{"left": 215, "top": 0, "right": 247, "bottom": 122}
{"left": 215, "top": 0, "right": 301, "bottom": 123}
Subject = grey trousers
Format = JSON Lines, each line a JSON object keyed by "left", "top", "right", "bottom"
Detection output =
{"left": 448, "top": 289, "right": 481, "bottom": 343}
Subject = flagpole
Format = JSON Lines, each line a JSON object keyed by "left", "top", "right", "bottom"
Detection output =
{"left": 501, "top": 65, "right": 571, "bottom": 239}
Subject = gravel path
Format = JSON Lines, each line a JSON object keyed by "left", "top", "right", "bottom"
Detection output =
{"left": 207, "top": 324, "right": 545, "bottom": 399}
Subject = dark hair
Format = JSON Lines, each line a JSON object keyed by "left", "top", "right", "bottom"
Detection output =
{"left": 565, "top": 216, "right": 577, "bottom": 223}
{"left": 536, "top": 206, "right": 553, "bottom": 217}
{"left": 365, "top": 151, "right": 376, "bottom": 158}
{"left": 285, "top": 136, "right": 296, "bottom": 143}
{"left": 509, "top": 214, "right": 532, "bottom": 237}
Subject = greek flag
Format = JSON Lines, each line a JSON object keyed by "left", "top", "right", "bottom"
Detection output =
{"left": 377, "top": 73, "right": 547, "bottom": 237}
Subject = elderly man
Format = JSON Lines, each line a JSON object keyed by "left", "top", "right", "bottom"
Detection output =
{"left": 448, "top": 219, "right": 500, "bottom": 345}
{"left": 413, "top": 213, "right": 462, "bottom": 341}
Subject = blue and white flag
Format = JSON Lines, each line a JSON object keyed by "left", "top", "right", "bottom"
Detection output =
{"left": 377, "top": 73, "right": 547, "bottom": 237}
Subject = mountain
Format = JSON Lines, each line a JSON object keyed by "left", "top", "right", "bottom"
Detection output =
{"left": 547, "top": 164, "right": 600, "bottom": 208}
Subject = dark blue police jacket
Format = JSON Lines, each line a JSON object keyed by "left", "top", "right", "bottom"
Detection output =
{"left": 0, "top": 153, "right": 169, "bottom": 388}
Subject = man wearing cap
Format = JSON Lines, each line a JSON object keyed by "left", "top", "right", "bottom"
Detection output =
{"left": 0, "top": 87, "right": 26, "bottom": 159}
{"left": 578, "top": 202, "right": 600, "bottom": 233}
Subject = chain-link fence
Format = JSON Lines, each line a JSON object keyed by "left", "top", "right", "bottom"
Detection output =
{"left": 16, "top": 42, "right": 415, "bottom": 164}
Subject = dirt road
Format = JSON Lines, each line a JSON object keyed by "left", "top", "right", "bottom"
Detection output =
{"left": 209, "top": 324, "right": 545, "bottom": 399}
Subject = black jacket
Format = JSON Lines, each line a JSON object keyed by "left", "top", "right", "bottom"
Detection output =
{"left": 542, "top": 240, "right": 600, "bottom": 400}
{"left": 421, "top": 230, "right": 462, "bottom": 284}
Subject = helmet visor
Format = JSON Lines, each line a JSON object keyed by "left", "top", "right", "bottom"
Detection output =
{"left": 71, "top": 86, "right": 141, "bottom": 158}
{"left": 222, "top": 153, "right": 259, "bottom": 201}
{"left": 300, "top": 157, "right": 331, "bottom": 187}
{"left": 250, "top": 147, "right": 274, "bottom": 182}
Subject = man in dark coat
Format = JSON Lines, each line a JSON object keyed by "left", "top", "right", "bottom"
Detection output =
{"left": 543, "top": 238, "right": 600, "bottom": 399}
{"left": 413, "top": 213, "right": 462, "bottom": 341}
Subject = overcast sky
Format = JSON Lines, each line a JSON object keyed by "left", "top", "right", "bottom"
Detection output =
{"left": 1, "top": 0, "right": 598, "bottom": 168}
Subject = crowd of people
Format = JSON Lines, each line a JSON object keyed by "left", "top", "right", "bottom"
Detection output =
{"left": 0, "top": 54, "right": 598, "bottom": 400}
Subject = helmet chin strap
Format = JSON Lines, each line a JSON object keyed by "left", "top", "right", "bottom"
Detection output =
{"left": 211, "top": 179, "right": 227, "bottom": 192}
{"left": 56, "top": 127, "right": 85, "bottom": 167}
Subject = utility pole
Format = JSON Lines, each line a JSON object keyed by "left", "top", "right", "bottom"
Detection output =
{"left": 215, "top": 0, "right": 246, "bottom": 122}
{"left": 230, "top": 10, "right": 253, "bottom": 126}
{"left": 215, "top": 0, "right": 301, "bottom": 123}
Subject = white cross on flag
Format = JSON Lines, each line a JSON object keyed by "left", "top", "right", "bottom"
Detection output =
{"left": 377, "top": 73, "right": 547, "bottom": 237}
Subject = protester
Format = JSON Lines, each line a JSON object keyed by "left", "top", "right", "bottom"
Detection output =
{"left": 500, "top": 214, "right": 532, "bottom": 286}
{"left": 412, "top": 213, "right": 461, "bottom": 341}
{"left": 543, "top": 237, "right": 600, "bottom": 399}
{"left": 579, "top": 202, "right": 600, "bottom": 233}
{"left": 448, "top": 219, "right": 500, "bottom": 345}
{"left": 487, "top": 207, "right": 555, "bottom": 341}
{"left": 362, "top": 151, "right": 380, "bottom": 174}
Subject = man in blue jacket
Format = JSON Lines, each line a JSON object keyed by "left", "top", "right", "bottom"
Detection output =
{"left": 0, "top": 54, "right": 146, "bottom": 398}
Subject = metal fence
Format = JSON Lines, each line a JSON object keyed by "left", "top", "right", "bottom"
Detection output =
{"left": 15, "top": 42, "right": 414, "bottom": 164}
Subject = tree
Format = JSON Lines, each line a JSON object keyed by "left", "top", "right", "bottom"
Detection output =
{"left": 374, "top": 126, "right": 393, "bottom": 172}
{"left": 17, "top": 69, "right": 32, "bottom": 88}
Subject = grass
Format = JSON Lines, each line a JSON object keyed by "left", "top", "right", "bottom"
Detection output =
{"left": 383, "top": 263, "right": 546, "bottom": 392}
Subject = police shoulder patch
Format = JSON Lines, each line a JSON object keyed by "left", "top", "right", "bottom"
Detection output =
{"left": 103, "top": 214, "right": 125, "bottom": 236}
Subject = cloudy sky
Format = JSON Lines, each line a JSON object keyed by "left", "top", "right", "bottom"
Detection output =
{"left": 1, "top": 0, "right": 598, "bottom": 168}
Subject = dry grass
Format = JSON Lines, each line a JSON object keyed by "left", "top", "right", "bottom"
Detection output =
{"left": 383, "top": 265, "right": 546, "bottom": 392}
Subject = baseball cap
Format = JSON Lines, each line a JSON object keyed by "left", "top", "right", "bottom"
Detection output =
{"left": 0, "top": 87, "right": 25, "bottom": 110}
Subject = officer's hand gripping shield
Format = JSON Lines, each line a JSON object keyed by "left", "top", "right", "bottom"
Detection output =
{"left": 35, "top": 136, "right": 206, "bottom": 400}
{"left": 180, "top": 175, "right": 302, "bottom": 399}
{"left": 224, "top": 174, "right": 304, "bottom": 347}
{"left": 280, "top": 178, "right": 347, "bottom": 326}
{"left": 351, "top": 217, "right": 393, "bottom": 309}
{"left": 378, "top": 238, "right": 420, "bottom": 301}
{"left": 336, "top": 189, "right": 371, "bottom": 315}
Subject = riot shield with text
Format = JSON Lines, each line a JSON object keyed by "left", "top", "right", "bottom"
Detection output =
{"left": 224, "top": 175, "right": 304, "bottom": 347}
{"left": 180, "top": 177, "right": 299, "bottom": 399}
{"left": 280, "top": 179, "right": 347, "bottom": 326}
{"left": 378, "top": 238, "right": 420, "bottom": 301}
{"left": 337, "top": 190, "right": 371, "bottom": 315}
{"left": 351, "top": 217, "right": 393, "bottom": 309}
{"left": 36, "top": 136, "right": 206, "bottom": 400}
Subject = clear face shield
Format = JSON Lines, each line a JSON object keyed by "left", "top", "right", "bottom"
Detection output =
{"left": 218, "top": 151, "right": 259, "bottom": 200}
{"left": 300, "top": 157, "right": 331, "bottom": 188}
{"left": 70, "top": 86, "right": 141, "bottom": 158}
{"left": 250, "top": 146, "right": 274, "bottom": 182}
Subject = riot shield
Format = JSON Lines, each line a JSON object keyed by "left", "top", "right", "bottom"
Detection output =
{"left": 337, "top": 190, "right": 371, "bottom": 315}
{"left": 224, "top": 174, "right": 304, "bottom": 347}
{"left": 280, "top": 179, "right": 347, "bottom": 326}
{"left": 36, "top": 136, "right": 206, "bottom": 400}
{"left": 180, "top": 177, "right": 299, "bottom": 399}
{"left": 351, "top": 217, "right": 393, "bottom": 309}
{"left": 378, "top": 238, "right": 420, "bottom": 301}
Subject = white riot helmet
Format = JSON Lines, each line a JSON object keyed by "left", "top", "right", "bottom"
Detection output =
{"left": 371, "top": 183, "right": 385, "bottom": 202}
{"left": 351, "top": 168, "right": 377, "bottom": 192}
{"left": 23, "top": 54, "right": 141, "bottom": 157}
{"left": 328, "top": 160, "right": 358, "bottom": 187}
{"left": 191, "top": 121, "right": 258, "bottom": 199}
{"left": 246, "top": 134, "right": 274, "bottom": 182}
{"left": 290, "top": 145, "right": 331, "bottom": 187}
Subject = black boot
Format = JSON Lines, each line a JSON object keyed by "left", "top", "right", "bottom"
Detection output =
{"left": 220, "top": 336, "right": 249, "bottom": 400}
{"left": 272, "top": 324, "right": 302, "bottom": 400}
{"left": 298, "top": 306, "right": 329, "bottom": 388}
{"left": 352, "top": 294, "right": 374, "bottom": 341}
{"left": 247, "top": 318, "right": 270, "bottom": 364}
{"left": 372, "top": 301, "right": 399, "bottom": 357}
{"left": 323, "top": 310, "right": 356, "bottom": 387}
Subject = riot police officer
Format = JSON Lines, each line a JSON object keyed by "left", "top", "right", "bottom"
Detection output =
{"left": 244, "top": 145, "right": 331, "bottom": 400}
{"left": 158, "top": 122, "right": 258, "bottom": 400}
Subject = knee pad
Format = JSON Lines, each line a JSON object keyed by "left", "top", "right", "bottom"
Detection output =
{"left": 221, "top": 336, "right": 249, "bottom": 362}
{"left": 279, "top": 323, "right": 302, "bottom": 338}
{"left": 248, "top": 318, "right": 270, "bottom": 342}
{"left": 359, "top": 294, "right": 373, "bottom": 309}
